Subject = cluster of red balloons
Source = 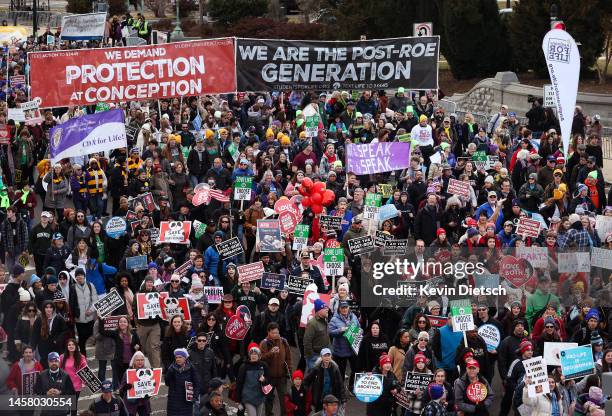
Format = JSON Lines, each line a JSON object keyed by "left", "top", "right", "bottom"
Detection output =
{"left": 299, "top": 177, "right": 335, "bottom": 214}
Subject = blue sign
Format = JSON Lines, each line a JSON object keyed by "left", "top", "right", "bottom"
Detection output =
{"left": 105, "top": 217, "right": 127, "bottom": 239}
{"left": 126, "top": 255, "right": 148, "bottom": 272}
{"left": 560, "top": 345, "right": 595, "bottom": 379}
{"left": 378, "top": 204, "right": 399, "bottom": 222}
{"left": 353, "top": 373, "right": 383, "bottom": 403}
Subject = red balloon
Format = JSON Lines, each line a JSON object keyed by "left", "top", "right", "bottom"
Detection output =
{"left": 322, "top": 189, "right": 335, "bottom": 205}
{"left": 312, "top": 181, "right": 326, "bottom": 194}
{"left": 298, "top": 186, "right": 308, "bottom": 196}
{"left": 301, "top": 196, "right": 311, "bottom": 207}
{"left": 311, "top": 193, "right": 322, "bottom": 205}
{"left": 301, "top": 177, "right": 314, "bottom": 190}
{"left": 311, "top": 203, "right": 323, "bottom": 214}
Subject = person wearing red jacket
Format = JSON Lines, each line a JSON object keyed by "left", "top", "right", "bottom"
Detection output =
{"left": 284, "top": 370, "right": 312, "bottom": 416}
{"left": 7, "top": 345, "right": 44, "bottom": 394}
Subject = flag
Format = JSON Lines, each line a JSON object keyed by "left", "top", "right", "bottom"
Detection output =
{"left": 210, "top": 189, "right": 230, "bottom": 203}
{"left": 192, "top": 113, "right": 202, "bottom": 132}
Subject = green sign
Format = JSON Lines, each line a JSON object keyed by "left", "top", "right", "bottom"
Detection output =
{"left": 193, "top": 220, "right": 206, "bottom": 239}
{"left": 324, "top": 247, "right": 344, "bottom": 276}
{"left": 472, "top": 151, "right": 487, "bottom": 162}
{"left": 450, "top": 299, "right": 475, "bottom": 332}
{"left": 234, "top": 176, "right": 253, "bottom": 201}
{"left": 95, "top": 102, "right": 110, "bottom": 113}
{"left": 292, "top": 224, "right": 310, "bottom": 251}
{"left": 228, "top": 143, "right": 239, "bottom": 162}
{"left": 365, "top": 193, "right": 382, "bottom": 207}
{"left": 397, "top": 133, "right": 412, "bottom": 143}
{"left": 305, "top": 115, "right": 318, "bottom": 137}
{"left": 343, "top": 321, "right": 364, "bottom": 354}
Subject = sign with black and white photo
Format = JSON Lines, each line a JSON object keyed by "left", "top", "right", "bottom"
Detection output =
{"left": 93, "top": 289, "right": 124, "bottom": 318}
{"left": 256, "top": 219, "right": 283, "bottom": 253}
{"left": 216, "top": 236, "right": 244, "bottom": 259}
{"left": 383, "top": 239, "right": 409, "bottom": 256}
{"left": 285, "top": 275, "right": 313, "bottom": 295}
{"left": 261, "top": 272, "right": 285, "bottom": 290}
{"left": 375, "top": 230, "right": 394, "bottom": 247}
{"left": 236, "top": 37, "right": 440, "bottom": 91}
{"left": 77, "top": 366, "right": 103, "bottom": 393}
{"left": 320, "top": 215, "right": 343, "bottom": 230}
{"left": 403, "top": 372, "right": 433, "bottom": 393}
{"left": 347, "top": 235, "right": 376, "bottom": 255}
{"left": 103, "top": 315, "right": 126, "bottom": 331}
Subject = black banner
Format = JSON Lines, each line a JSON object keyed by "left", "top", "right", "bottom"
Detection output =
{"left": 216, "top": 237, "right": 245, "bottom": 259}
{"left": 320, "top": 215, "right": 343, "bottom": 230}
{"left": 285, "top": 275, "right": 313, "bottom": 295}
{"left": 236, "top": 37, "right": 439, "bottom": 91}
{"left": 404, "top": 372, "right": 433, "bottom": 393}
{"left": 383, "top": 239, "right": 409, "bottom": 256}
{"left": 347, "top": 235, "right": 376, "bottom": 255}
{"left": 77, "top": 366, "right": 102, "bottom": 393}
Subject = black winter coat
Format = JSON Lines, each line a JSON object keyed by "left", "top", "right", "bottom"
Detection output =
{"left": 165, "top": 362, "right": 200, "bottom": 416}
{"left": 34, "top": 368, "right": 75, "bottom": 416}
{"left": 189, "top": 344, "right": 218, "bottom": 395}
{"left": 303, "top": 360, "right": 347, "bottom": 405}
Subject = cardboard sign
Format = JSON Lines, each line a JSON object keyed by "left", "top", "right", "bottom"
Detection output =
{"left": 159, "top": 294, "right": 191, "bottom": 322}
{"left": 324, "top": 247, "right": 344, "bottom": 276}
{"left": 375, "top": 230, "right": 394, "bottom": 247}
{"left": 136, "top": 292, "right": 163, "bottom": 319}
{"left": 499, "top": 256, "right": 531, "bottom": 288}
{"left": 320, "top": 215, "right": 343, "bottom": 230}
{"left": 347, "top": 235, "right": 376, "bottom": 255}
{"left": 426, "top": 315, "right": 447, "bottom": 328}
{"left": 105, "top": 216, "right": 127, "bottom": 239}
{"left": 216, "top": 236, "right": 244, "bottom": 259}
{"left": 383, "top": 239, "right": 408, "bottom": 255}
{"left": 354, "top": 373, "right": 383, "bottom": 403}
{"left": 93, "top": 289, "right": 124, "bottom": 318}
{"left": 77, "top": 366, "right": 102, "bottom": 393}
{"left": 558, "top": 252, "right": 591, "bottom": 273}
{"left": 516, "top": 218, "right": 541, "bottom": 238}
{"left": 543, "top": 342, "right": 578, "bottom": 366}
{"left": 292, "top": 224, "right": 310, "bottom": 251}
{"left": 524, "top": 356, "right": 550, "bottom": 397}
{"left": 158, "top": 221, "right": 192, "bottom": 244}
{"left": 404, "top": 372, "right": 433, "bottom": 393}
{"left": 515, "top": 246, "right": 548, "bottom": 268}
{"left": 447, "top": 178, "right": 470, "bottom": 198}
{"left": 234, "top": 176, "right": 253, "bottom": 201}
{"left": 126, "top": 368, "right": 163, "bottom": 399}
{"left": 257, "top": 219, "right": 283, "bottom": 253}
{"left": 305, "top": 115, "right": 318, "bottom": 137}
{"left": 261, "top": 272, "right": 285, "bottom": 290}
{"left": 343, "top": 321, "right": 363, "bottom": 354}
{"left": 203, "top": 287, "right": 224, "bottom": 304}
{"left": 466, "top": 381, "right": 488, "bottom": 403}
{"left": 237, "top": 261, "right": 265, "bottom": 284}
{"left": 300, "top": 283, "right": 331, "bottom": 327}
{"left": 591, "top": 247, "right": 612, "bottom": 269}
{"left": 126, "top": 255, "right": 148, "bottom": 271}
{"left": 22, "top": 371, "right": 38, "bottom": 395}
{"left": 477, "top": 324, "right": 501, "bottom": 351}
{"left": 285, "top": 275, "right": 314, "bottom": 295}
{"left": 450, "top": 299, "right": 475, "bottom": 332}
{"left": 560, "top": 345, "right": 595, "bottom": 379}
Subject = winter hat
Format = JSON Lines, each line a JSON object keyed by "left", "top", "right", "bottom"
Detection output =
{"left": 585, "top": 308, "right": 600, "bottom": 323}
{"left": 30, "top": 274, "right": 41, "bottom": 285}
{"left": 510, "top": 301, "right": 522, "bottom": 310}
{"left": 314, "top": 299, "right": 328, "bottom": 313}
{"left": 48, "top": 352, "right": 60, "bottom": 362}
{"left": 47, "top": 276, "right": 58, "bottom": 285}
{"left": 148, "top": 262, "right": 158, "bottom": 270}
{"left": 12, "top": 264, "right": 25, "bottom": 276}
{"left": 436, "top": 228, "right": 446, "bottom": 237}
{"left": 518, "top": 339, "right": 533, "bottom": 355}
{"left": 209, "top": 378, "right": 224, "bottom": 390}
{"left": 418, "top": 331, "right": 430, "bottom": 341}
{"left": 419, "top": 115, "right": 428, "bottom": 123}
{"left": 191, "top": 276, "right": 203, "bottom": 290}
{"left": 466, "top": 358, "right": 479, "bottom": 369}
{"left": 467, "top": 228, "right": 480, "bottom": 238}
{"left": 591, "top": 331, "right": 604, "bottom": 346}
{"left": 338, "top": 283, "right": 349, "bottom": 293}
{"left": 248, "top": 342, "right": 261, "bottom": 355}
{"left": 462, "top": 350, "right": 474, "bottom": 362}
{"left": 413, "top": 352, "right": 427, "bottom": 365}
{"left": 428, "top": 383, "right": 444, "bottom": 401}
{"left": 568, "top": 213, "right": 581, "bottom": 225}
{"left": 544, "top": 316, "right": 556, "bottom": 327}
{"left": 428, "top": 300, "right": 440, "bottom": 310}
{"left": 144, "top": 275, "right": 155, "bottom": 283}
{"left": 174, "top": 348, "right": 189, "bottom": 359}
{"left": 18, "top": 288, "right": 30, "bottom": 302}
{"left": 379, "top": 353, "right": 392, "bottom": 368}
{"left": 292, "top": 370, "right": 304, "bottom": 381}
{"left": 53, "top": 290, "right": 66, "bottom": 302}
{"left": 589, "top": 386, "right": 603, "bottom": 405}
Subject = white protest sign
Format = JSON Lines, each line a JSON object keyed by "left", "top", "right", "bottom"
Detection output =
{"left": 558, "top": 252, "right": 590, "bottom": 273}
{"left": 477, "top": 324, "right": 501, "bottom": 352}
{"left": 450, "top": 299, "right": 474, "bottom": 332}
{"left": 515, "top": 246, "right": 548, "bottom": 268}
{"left": 524, "top": 356, "right": 550, "bottom": 397}
{"left": 60, "top": 13, "right": 106, "bottom": 40}
{"left": 591, "top": 247, "right": 612, "bottom": 269}
{"left": 596, "top": 215, "right": 612, "bottom": 240}
{"left": 543, "top": 342, "right": 578, "bottom": 366}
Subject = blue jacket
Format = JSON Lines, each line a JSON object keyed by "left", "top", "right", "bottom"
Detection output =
{"left": 204, "top": 246, "right": 226, "bottom": 279}
{"left": 86, "top": 260, "right": 116, "bottom": 295}
{"left": 497, "top": 230, "right": 514, "bottom": 247}
{"left": 437, "top": 324, "right": 463, "bottom": 370}
{"left": 328, "top": 311, "right": 359, "bottom": 358}
{"left": 473, "top": 202, "right": 504, "bottom": 231}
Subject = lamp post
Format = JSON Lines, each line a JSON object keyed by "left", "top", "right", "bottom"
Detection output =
{"left": 171, "top": 0, "right": 184, "bottom": 41}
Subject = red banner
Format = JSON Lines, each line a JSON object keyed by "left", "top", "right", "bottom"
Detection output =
{"left": 29, "top": 38, "right": 236, "bottom": 108}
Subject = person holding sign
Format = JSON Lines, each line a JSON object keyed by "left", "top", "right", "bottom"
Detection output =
{"left": 88, "top": 379, "right": 128, "bottom": 416}
{"left": 165, "top": 348, "right": 200, "bottom": 416}
{"left": 59, "top": 339, "right": 87, "bottom": 409}
{"left": 365, "top": 354, "right": 398, "bottom": 416}
{"left": 453, "top": 359, "right": 494, "bottom": 416}
{"left": 521, "top": 375, "right": 563, "bottom": 416}
{"left": 118, "top": 351, "right": 153, "bottom": 416}
{"left": 500, "top": 339, "right": 533, "bottom": 416}
{"left": 403, "top": 352, "right": 434, "bottom": 416}
{"left": 328, "top": 301, "right": 360, "bottom": 392}
{"left": 6, "top": 345, "right": 43, "bottom": 394}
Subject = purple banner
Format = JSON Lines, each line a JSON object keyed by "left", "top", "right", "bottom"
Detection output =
{"left": 50, "top": 109, "right": 127, "bottom": 163}
{"left": 346, "top": 142, "right": 411, "bottom": 175}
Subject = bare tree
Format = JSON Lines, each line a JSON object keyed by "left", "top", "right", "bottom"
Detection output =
{"left": 145, "top": 0, "right": 167, "bottom": 17}
{"left": 597, "top": 13, "right": 612, "bottom": 84}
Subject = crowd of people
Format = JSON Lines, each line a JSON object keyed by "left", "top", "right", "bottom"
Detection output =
{"left": 0, "top": 30, "right": 610, "bottom": 416}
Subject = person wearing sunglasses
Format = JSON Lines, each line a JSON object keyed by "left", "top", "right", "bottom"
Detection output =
{"left": 188, "top": 331, "right": 217, "bottom": 409}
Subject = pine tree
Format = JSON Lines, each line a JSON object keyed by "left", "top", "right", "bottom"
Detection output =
{"left": 208, "top": 0, "right": 268, "bottom": 25}
{"left": 439, "top": 0, "right": 512, "bottom": 79}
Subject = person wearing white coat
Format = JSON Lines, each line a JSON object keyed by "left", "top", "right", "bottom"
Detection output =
{"left": 522, "top": 375, "right": 564, "bottom": 416}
